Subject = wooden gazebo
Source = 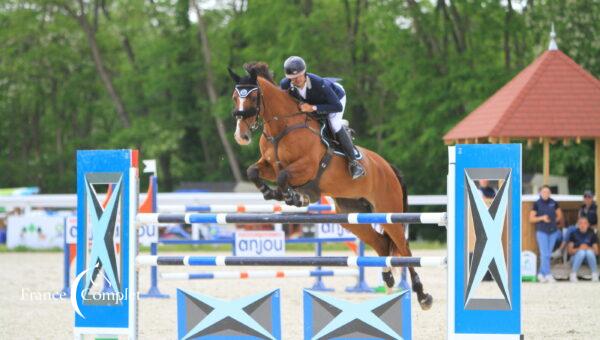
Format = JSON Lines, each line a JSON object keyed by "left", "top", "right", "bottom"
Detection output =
{"left": 444, "top": 32, "right": 600, "bottom": 253}
{"left": 444, "top": 33, "right": 600, "bottom": 196}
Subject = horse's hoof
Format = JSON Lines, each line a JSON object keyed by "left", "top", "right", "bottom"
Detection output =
{"left": 293, "top": 195, "right": 307, "bottom": 207}
{"left": 381, "top": 271, "right": 395, "bottom": 288}
{"left": 418, "top": 294, "right": 433, "bottom": 310}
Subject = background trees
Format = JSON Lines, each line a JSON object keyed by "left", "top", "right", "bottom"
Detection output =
{"left": 1, "top": 0, "right": 599, "bottom": 193}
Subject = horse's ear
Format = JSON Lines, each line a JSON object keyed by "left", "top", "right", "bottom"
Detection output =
{"left": 227, "top": 67, "right": 241, "bottom": 83}
{"left": 249, "top": 68, "right": 258, "bottom": 84}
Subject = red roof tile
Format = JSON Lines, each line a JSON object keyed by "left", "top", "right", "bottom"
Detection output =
{"left": 443, "top": 50, "right": 600, "bottom": 141}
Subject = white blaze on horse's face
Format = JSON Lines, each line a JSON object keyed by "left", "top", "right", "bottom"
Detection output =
{"left": 235, "top": 118, "right": 251, "bottom": 145}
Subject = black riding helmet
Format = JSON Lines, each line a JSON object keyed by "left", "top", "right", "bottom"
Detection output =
{"left": 284, "top": 56, "right": 306, "bottom": 78}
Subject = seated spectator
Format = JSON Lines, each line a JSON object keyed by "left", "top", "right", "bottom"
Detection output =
{"left": 579, "top": 190, "right": 597, "bottom": 228}
{"left": 568, "top": 216, "right": 599, "bottom": 282}
{"left": 529, "top": 185, "right": 562, "bottom": 283}
{"left": 552, "top": 191, "right": 598, "bottom": 260}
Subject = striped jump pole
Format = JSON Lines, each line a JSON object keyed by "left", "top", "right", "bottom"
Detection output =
{"left": 136, "top": 255, "right": 447, "bottom": 268}
{"left": 158, "top": 203, "right": 334, "bottom": 213}
{"left": 144, "top": 237, "right": 366, "bottom": 295}
{"left": 137, "top": 212, "right": 447, "bottom": 226}
{"left": 160, "top": 268, "right": 359, "bottom": 281}
{"left": 139, "top": 178, "right": 357, "bottom": 295}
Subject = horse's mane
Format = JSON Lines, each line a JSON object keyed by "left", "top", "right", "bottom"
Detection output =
{"left": 240, "top": 61, "right": 300, "bottom": 107}
{"left": 243, "top": 61, "right": 275, "bottom": 84}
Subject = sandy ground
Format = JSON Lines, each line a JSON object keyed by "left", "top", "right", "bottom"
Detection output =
{"left": 1, "top": 249, "right": 599, "bottom": 339}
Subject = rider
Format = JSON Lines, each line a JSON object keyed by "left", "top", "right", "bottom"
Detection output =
{"left": 279, "top": 56, "right": 366, "bottom": 179}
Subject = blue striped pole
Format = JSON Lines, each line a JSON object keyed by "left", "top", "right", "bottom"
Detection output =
{"left": 137, "top": 255, "right": 447, "bottom": 268}
{"left": 159, "top": 203, "right": 334, "bottom": 213}
{"left": 137, "top": 212, "right": 447, "bottom": 226}
{"left": 143, "top": 237, "right": 361, "bottom": 297}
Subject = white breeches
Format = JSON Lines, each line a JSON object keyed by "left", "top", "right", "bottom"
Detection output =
{"left": 328, "top": 83, "right": 346, "bottom": 133}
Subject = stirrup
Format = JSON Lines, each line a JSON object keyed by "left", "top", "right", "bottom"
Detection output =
{"left": 349, "top": 161, "right": 366, "bottom": 179}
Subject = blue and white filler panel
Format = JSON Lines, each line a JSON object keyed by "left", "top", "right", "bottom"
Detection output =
{"left": 447, "top": 144, "right": 522, "bottom": 339}
{"left": 73, "top": 150, "right": 138, "bottom": 339}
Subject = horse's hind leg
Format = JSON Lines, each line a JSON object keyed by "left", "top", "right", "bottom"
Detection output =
{"left": 383, "top": 225, "right": 433, "bottom": 310}
{"left": 336, "top": 198, "right": 395, "bottom": 287}
{"left": 335, "top": 199, "right": 395, "bottom": 287}
{"left": 340, "top": 223, "right": 390, "bottom": 256}
{"left": 374, "top": 198, "right": 433, "bottom": 310}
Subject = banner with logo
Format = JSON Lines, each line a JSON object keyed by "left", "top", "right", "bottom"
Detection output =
{"left": 315, "top": 223, "right": 356, "bottom": 239}
{"left": 234, "top": 231, "right": 285, "bottom": 256}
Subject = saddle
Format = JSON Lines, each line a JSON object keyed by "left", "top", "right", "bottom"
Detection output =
{"left": 314, "top": 116, "right": 363, "bottom": 160}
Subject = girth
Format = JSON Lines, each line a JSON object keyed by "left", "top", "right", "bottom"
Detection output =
{"left": 264, "top": 121, "right": 320, "bottom": 170}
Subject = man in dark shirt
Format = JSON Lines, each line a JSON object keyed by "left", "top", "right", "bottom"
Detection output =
{"left": 529, "top": 185, "right": 563, "bottom": 282}
{"left": 568, "top": 216, "right": 599, "bottom": 282}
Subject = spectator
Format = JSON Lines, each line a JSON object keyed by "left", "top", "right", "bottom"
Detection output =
{"left": 552, "top": 191, "right": 597, "bottom": 259}
{"left": 568, "top": 216, "right": 599, "bottom": 282}
{"left": 579, "top": 190, "right": 597, "bottom": 228}
{"left": 478, "top": 179, "right": 496, "bottom": 199}
{"left": 529, "top": 185, "right": 563, "bottom": 283}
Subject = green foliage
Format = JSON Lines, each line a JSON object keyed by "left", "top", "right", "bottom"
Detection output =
{"left": 1, "top": 0, "right": 599, "bottom": 194}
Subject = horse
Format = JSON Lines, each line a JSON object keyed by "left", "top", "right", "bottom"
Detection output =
{"left": 227, "top": 62, "right": 432, "bottom": 309}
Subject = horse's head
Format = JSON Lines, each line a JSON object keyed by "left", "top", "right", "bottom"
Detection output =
{"left": 228, "top": 67, "right": 261, "bottom": 145}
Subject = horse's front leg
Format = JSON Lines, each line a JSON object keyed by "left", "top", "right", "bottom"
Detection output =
{"left": 247, "top": 159, "right": 283, "bottom": 201}
{"left": 276, "top": 160, "right": 311, "bottom": 207}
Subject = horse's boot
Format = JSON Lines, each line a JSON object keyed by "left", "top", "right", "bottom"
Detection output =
{"left": 335, "top": 129, "right": 366, "bottom": 179}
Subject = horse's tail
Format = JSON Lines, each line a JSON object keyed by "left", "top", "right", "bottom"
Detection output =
{"left": 381, "top": 163, "right": 409, "bottom": 258}
{"left": 389, "top": 164, "right": 408, "bottom": 212}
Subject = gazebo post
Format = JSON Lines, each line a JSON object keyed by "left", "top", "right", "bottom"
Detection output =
{"left": 543, "top": 139, "right": 550, "bottom": 185}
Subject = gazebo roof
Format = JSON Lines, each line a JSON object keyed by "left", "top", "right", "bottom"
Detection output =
{"left": 444, "top": 49, "right": 600, "bottom": 142}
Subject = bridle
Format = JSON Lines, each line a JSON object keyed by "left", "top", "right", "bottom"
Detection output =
{"left": 232, "top": 83, "right": 309, "bottom": 134}
{"left": 232, "top": 84, "right": 263, "bottom": 132}
{"left": 231, "top": 81, "right": 324, "bottom": 170}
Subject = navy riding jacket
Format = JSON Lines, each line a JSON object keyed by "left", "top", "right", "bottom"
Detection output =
{"left": 279, "top": 73, "right": 345, "bottom": 114}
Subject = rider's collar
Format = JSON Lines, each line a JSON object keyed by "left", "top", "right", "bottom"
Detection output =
{"left": 235, "top": 85, "right": 259, "bottom": 98}
{"left": 293, "top": 75, "right": 311, "bottom": 90}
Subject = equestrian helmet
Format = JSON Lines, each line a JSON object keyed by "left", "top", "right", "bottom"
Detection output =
{"left": 284, "top": 56, "right": 306, "bottom": 78}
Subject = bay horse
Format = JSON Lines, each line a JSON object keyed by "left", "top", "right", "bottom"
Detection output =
{"left": 228, "top": 62, "right": 432, "bottom": 309}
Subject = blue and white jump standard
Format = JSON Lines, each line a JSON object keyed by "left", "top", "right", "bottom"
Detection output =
{"left": 73, "top": 144, "right": 522, "bottom": 339}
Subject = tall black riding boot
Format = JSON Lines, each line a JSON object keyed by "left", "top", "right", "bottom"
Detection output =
{"left": 335, "top": 129, "right": 366, "bottom": 179}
